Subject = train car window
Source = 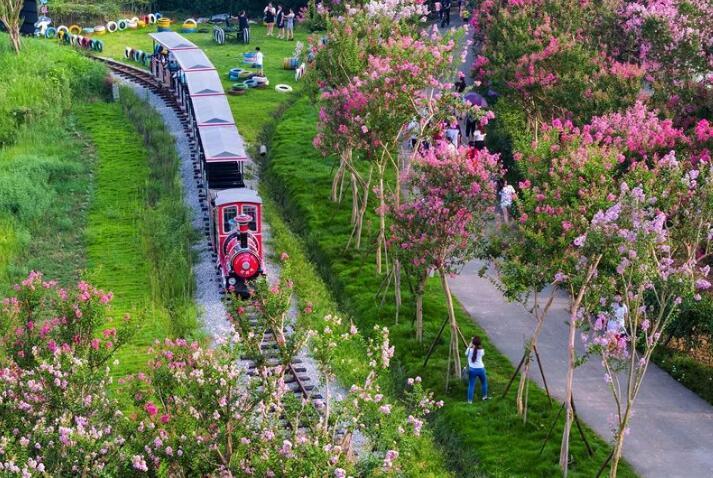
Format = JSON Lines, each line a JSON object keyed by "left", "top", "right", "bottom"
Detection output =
{"left": 222, "top": 206, "right": 238, "bottom": 233}
{"left": 242, "top": 205, "right": 258, "bottom": 231}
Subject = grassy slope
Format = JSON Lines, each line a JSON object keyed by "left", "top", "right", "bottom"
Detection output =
{"left": 77, "top": 102, "right": 160, "bottom": 372}
{"left": 0, "top": 37, "right": 106, "bottom": 291}
{"left": 265, "top": 98, "right": 637, "bottom": 478}
{"left": 79, "top": 23, "right": 306, "bottom": 145}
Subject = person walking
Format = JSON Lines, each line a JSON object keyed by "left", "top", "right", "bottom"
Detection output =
{"left": 499, "top": 180, "right": 516, "bottom": 224}
{"left": 264, "top": 3, "right": 276, "bottom": 36}
{"left": 276, "top": 5, "right": 285, "bottom": 39}
{"left": 434, "top": 0, "right": 442, "bottom": 22}
{"left": 285, "top": 8, "right": 295, "bottom": 40}
{"left": 445, "top": 118, "right": 461, "bottom": 148}
{"left": 441, "top": 0, "right": 451, "bottom": 27}
{"left": 466, "top": 336, "right": 489, "bottom": 403}
{"left": 238, "top": 10, "right": 250, "bottom": 44}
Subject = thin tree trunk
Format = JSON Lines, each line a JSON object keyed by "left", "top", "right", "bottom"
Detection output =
{"left": 353, "top": 165, "right": 373, "bottom": 250}
{"left": 609, "top": 406, "right": 631, "bottom": 478}
{"left": 394, "top": 259, "right": 402, "bottom": 323}
{"left": 331, "top": 151, "right": 347, "bottom": 203}
{"left": 517, "top": 290, "right": 555, "bottom": 420}
{"left": 351, "top": 171, "right": 358, "bottom": 225}
{"left": 560, "top": 258, "right": 600, "bottom": 476}
{"left": 439, "top": 267, "right": 461, "bottom": 378}
{"left": 415, "top": 275, "right": 427, "bottom": 343}
{"left": 376, "top": 158, "right": 387, "bottom": 274}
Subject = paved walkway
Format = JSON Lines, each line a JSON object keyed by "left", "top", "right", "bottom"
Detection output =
{"left": 450, "top": 261, "right": 713, "bottom": 477}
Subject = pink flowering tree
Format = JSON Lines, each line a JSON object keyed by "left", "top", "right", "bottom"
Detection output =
{"left": 471, "top": 0, "right": 643, "bottom": 129}
{"left": 577, "top": 174, "right": 712, "bottom": 476}
{"left": 0, "top": 272, "right": 136, "bottom": 476}
{"left": 125, "top": 319, "right": 442, "bottom": 476}
{"left": 0, "top": 270, "right": 446, "bottom": 476}
{"left": 390, "top": 142, "right": 501, "bottom": 375}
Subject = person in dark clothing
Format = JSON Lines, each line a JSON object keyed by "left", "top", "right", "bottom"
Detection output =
{"left": 238, "top": 11, "right": 250, "bottom": 44}
{"left": 454, "top": 73, "right": 466, "bottom": 93}
{"left": 465, "top": 112, "right": 478, "bottom": 140}
{"left": 441, "top": 0, "right": 451, "bottom": 27}
{"left": 276, "top": 5, "right": 285, "bottom": 39}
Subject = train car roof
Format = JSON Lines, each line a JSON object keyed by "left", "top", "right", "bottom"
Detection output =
{"left": 214, "top": 188, "right": 262, "bottom": 206}
{"left": 149, "top": 32, "right": 198, "bottom": 50}
{"left": 192, "top": 95, "right": 235, "bottom": 126}
{"left": 184, "top": 70, "right": 225, "bottom": 96}
{"left": 198, "top": 124, "right": 248, "bottom": 162}
{"left": 172, "top": 49, "right": 215, "bottom": 72}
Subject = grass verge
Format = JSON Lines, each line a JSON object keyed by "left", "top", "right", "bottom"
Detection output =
{"left": 263, "top": 97, "right": 637, "bottom": 478}
{"left": 76, "top": 90, "right": 197, "bottom": 374}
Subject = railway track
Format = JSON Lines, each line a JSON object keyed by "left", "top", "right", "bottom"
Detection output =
{"left": 97, "top": 56, "right": 321, "bottom": 404}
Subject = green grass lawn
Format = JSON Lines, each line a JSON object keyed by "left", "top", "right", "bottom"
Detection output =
{"left": 77, "top": 102, "right": 160, "bottom": 372}
{"left": 77, "top": 97, "right": 197, "bottom": 374}
{"left": 265, "top": 97, "right": 638, "bottom": 478}
{"left": 64, "top": 23, "right": 307, "bottom": 146}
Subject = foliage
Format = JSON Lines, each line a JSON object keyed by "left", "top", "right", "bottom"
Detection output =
{"left": 0, "top": 270, "right": 443, "bottom": 476}
{"left": 265, "top": 97, "right": 637, "bottom": 477}
{"left": 49, "top": 0, "right": 152, "bottom": 23}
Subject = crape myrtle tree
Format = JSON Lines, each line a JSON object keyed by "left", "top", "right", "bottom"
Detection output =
{"left": 388, "top": 142, "right": 501, "bottom": 378}
{"left": 470, "top": 0, "right": 643, "bottom": 132}
{"left": 311, "top": 0, "right": 466, "bottom": 268}
{"left": 577, "top": 170, "right": 713, "bottom": 477}
{"left": 512, "top": 101, "right": 712, "bottom": 475}
{"left": 0, "top": 269, "right": 443, "bottom": 476}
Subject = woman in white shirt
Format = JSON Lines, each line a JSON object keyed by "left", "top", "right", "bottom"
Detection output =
{"left": 608, "top": 296, "right": 628, "bottom": 334}
{"left": 465, "top": 336, "right": 489, "bottom": 403}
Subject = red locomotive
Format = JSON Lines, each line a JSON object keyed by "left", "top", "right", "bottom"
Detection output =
{"left": 210, "top": 189, "right": 264, "bottom": 294}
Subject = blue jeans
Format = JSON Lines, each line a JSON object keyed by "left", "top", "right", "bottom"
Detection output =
{"left": 467, "top": 367, "right": 488, "bottom": 402}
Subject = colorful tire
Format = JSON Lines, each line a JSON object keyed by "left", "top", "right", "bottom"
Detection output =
{"left": 45, "top": 27, "right": 57, "bottom": 38}
{"left": 183, "top": 18, "right": 197, "bottom": 27}
{"left": 155, "top": 13, "right": 162, "bottom": 20}
{"left": 147, "top": 14, "right": 156, "bottom": 24}
{"left": 131, "top": 16, "right": 140, "bottom": 23}
{"left": 106, "top": 21, "right": 118, "bottom": 33}
{"left": 244, "top": 78, "right": 258, "bottom": 88}
{"left": 94, "top": 25, "right": 106, "bottom": 35}
{"left": 94, "top": 40, "right": 103, "bottom": 52}
{"left": 125, "top": 47, "right": 133, "bottom": 59}
{"left": 57, "top": 25, "right": 68, "bottom": 35}
{"left": 232, "top": 82, "right": 248, "bottom": 90}
{"left": 275, "top": 84, "right": 293, "bottom": 93}
{"left": 68, "top": 24, "right": 81, "bottom": 35}
{"left": 138, "top": 20, "right": 146, "bottom": 28}
{"left": 254, "top": 75, "right": 268, "bottom": 84}
{"left": 128, "top": 21, "right": 138, "bottom": 29}
{"left": 82, "top": 27, "right": 94, "bottom": 34}
{"left": 213, "top": 27, "right": 225, "bottom": 44}
{"left": 118, "top": 19, "right": 128, "bottom": 30}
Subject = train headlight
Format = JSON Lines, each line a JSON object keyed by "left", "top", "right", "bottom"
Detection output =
{"left": 228, "top": 277, "right": 237, "bottom": 285}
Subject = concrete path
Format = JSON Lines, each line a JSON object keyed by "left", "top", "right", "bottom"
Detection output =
{"left": 450, "top": 261, "right": 713, "bottom": 478}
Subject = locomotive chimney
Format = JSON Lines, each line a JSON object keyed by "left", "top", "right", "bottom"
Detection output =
{"left": 235, "top": 214, "right": 252, "bottom": 249}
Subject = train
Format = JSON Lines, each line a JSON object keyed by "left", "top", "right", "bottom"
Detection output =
{"left": 149, "top": 32, "right": 264, "bottom": 295}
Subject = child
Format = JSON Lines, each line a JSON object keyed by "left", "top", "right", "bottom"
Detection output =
{"left": 254, "top": 47, "right": 264, "bottom": 74}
